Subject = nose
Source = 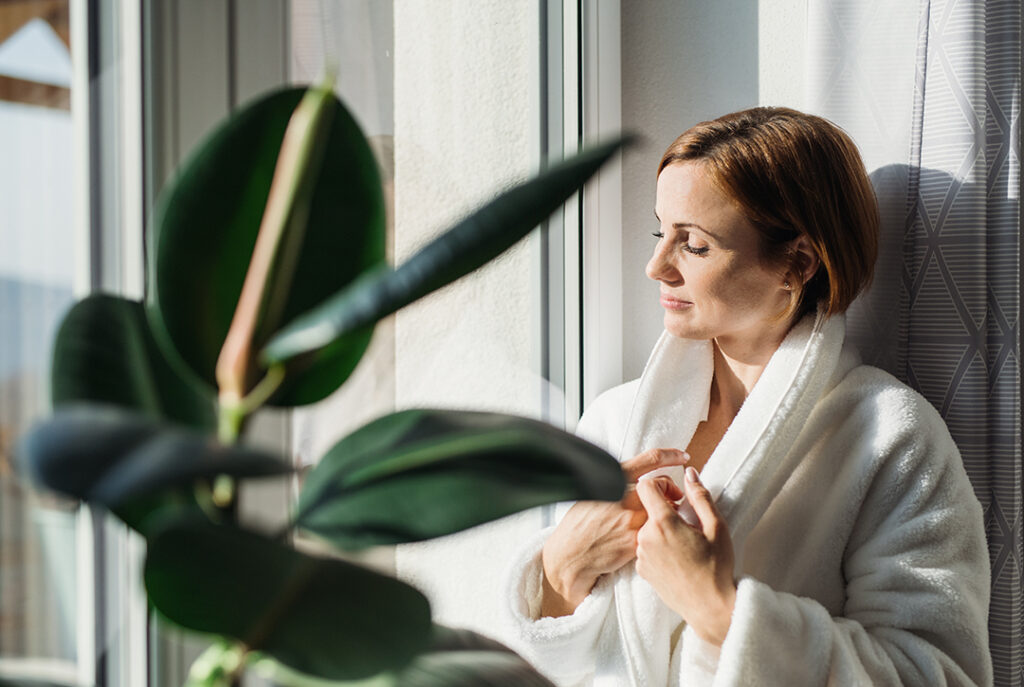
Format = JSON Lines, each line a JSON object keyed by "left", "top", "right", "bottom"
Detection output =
{"left": 645, "top": 240, "right": 682, "bottom": 285}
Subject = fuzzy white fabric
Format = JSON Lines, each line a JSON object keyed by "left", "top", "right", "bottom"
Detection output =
{"left": 502, "top": 312, "right": 992, "bottom": 686}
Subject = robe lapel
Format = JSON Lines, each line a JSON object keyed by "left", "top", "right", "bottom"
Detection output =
{"left": 610, "top": 310, "right": 845, "bottom": 686}
{"left": 618, "top": 332, "right": 714, "bottom": 459}
{"left": 702, "top": 311, "right": 844, "bottom": 555}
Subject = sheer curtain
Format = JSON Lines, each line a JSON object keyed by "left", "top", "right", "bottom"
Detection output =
{"left": 808, "top": 1, "right": 1022, "bottom": 683}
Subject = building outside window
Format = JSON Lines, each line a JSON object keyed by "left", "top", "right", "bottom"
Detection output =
{"left": 0, "top": 1, "right": 80, "bottom": 680}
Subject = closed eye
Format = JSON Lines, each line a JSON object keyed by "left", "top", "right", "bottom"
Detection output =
{"left": 652, "top": 231, "right": 709, "bottom": 257}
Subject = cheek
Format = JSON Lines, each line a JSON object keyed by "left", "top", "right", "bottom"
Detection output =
{"left": 708, "top": 263, "right": 782, "bottom": 313}
{"left": 691, "top": 262, "right": 752, "bottom": 308}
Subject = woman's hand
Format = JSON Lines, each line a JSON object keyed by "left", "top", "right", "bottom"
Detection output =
{"left": 635, "top": 467, "right": 737, "bottom": 646}
{"left": 540, "top": 448, "right": 688, "bottom": 617}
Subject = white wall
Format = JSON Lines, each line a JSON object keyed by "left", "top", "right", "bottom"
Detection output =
{"left": 391, "top": 0, "right": 548, "bottom": 640}
{"left": 392, "top": 2, "right": 543, "bottom": 420}
{"left": 759, "top": 0, "right": 808, "bottom": 109}
{"left": 619, "top": 2, "right": 761, "bottom": 381}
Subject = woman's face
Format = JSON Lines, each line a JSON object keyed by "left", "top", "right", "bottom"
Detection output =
{"left": 647, "top": 162, "right": 792, "bottom": 348}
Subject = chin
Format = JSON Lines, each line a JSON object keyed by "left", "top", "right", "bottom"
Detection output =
{"left": 663, "top": 313, "right": 713, "bottom": 340}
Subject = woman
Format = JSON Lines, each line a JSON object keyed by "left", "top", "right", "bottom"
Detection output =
{"left": 503, "top": 108, "right": 992, "bottom": 686}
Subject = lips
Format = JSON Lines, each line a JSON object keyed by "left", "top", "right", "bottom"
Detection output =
{"left": 660, "top": 293, "right": 692, "bottom": 310}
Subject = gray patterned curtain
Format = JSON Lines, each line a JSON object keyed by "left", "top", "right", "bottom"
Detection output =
{"left": 807, "top": 0, "right": 1021, "bottom": 684}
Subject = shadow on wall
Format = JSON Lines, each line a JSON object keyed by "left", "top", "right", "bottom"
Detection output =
{"left": 847, "top": 164, "right": 975, "bottom": 384}
{"left": 845, "top": 163, "right": 913, "bottom": 376}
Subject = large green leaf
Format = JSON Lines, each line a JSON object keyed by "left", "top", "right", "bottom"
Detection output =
{"left": 144, "top": 519, "right": 432, "bottom": 681}
{"left": 294, "top": 410, "right": 625, "bottom": 549}
{"left": 51, "top": 294, "right": 215, "bottom": 430}
{"left": 16, "top": 405, "right": 291, "bottom": 532}
{"left": 261, "top": 137, "right": 628, "bottom": 367}
{"left": 147, "top": 86, "right": 385, "bottom": 407}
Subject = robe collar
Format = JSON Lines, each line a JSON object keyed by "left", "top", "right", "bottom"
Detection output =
{"left": 608, "top": 309, "right": 848, "bottom": 687}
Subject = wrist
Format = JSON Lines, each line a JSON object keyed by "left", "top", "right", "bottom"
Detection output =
{"left": 693, "top": 581, "right": 737, "bottom": 647}
{"left": 540, "top": 551, "right": 596, "bottom": 616}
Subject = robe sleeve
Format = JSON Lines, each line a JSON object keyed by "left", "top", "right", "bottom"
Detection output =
{"left": 500, "top": 384, "right": 638, "bottom": 685}
{"left": 501, "top": 526, "right": 615, "bottom": 686}
{"left": 682, "top": 402, "right": 993, "bottom": 687}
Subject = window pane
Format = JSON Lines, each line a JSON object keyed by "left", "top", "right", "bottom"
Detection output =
{"left": 0, "top": 0, "right": 80, "bottom": 675}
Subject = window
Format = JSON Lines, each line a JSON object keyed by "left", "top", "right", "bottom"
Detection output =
{"left": 0, "top": 0, "right": 80, "bottom": 681}
{"left": 1, "top": 2, "right": 149, "bottom": 684}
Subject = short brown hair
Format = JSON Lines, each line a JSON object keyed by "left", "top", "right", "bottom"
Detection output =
{"left": 659, "top": 107, "right": 878, "bottom": 319}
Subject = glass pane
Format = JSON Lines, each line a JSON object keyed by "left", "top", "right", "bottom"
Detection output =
{"left": 289, "top": 0, "right": 558, "bottom": 640}
{"left": 0, "top": 0, "right": 81, "bottom": 677}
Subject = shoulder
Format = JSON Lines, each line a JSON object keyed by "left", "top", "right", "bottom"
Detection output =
{"left": 828, "top": 364, "right": 951, "bottom": 445}
{"left": 574, "top": 378, "right": 642, "bottom": 455}
{"left": 822, "top": 362, "right": 980, "bottom": 522}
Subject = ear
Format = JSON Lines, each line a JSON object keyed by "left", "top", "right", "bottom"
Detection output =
{"left": 790, "top": 235, "right": 820, "bottom": 286}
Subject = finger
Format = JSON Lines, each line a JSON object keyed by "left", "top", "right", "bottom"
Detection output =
{"left": 623, "top": 448, "right": 689, "bottom": 482}
{"left": 653, "top": 475, "right": 684, "bottom": 502}
{"left": 620, "top": 483, "right": 642, "bottom": 510}
{"left": 682, "top": 467, "right": 722, "bottom": 539}
{"left": 636, "top": 477, "right": 677, "bottom": 519}
{"left": 623, "top": 474, "right": 683, "bottom": 510}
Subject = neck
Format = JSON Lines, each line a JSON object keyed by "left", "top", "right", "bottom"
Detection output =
{"left": 710, "top": 324, "right": 790, "bottom": 413}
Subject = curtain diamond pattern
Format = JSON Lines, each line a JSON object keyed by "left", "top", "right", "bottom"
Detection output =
{"left": 810, "top": 0, "right": 1021, "bottom": 683}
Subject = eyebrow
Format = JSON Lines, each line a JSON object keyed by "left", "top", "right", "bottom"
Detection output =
{"left": 653, "top": 210, "right": 723, "bottom": 242}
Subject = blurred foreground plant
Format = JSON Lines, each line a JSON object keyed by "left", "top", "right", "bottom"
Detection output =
{"left": 13, "top": 77, "right": 627, "bottom": 686}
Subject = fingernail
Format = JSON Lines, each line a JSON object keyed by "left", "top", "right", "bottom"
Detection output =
{"left": 686, "top": 466, "right": 699, "bottom": 483}
{"left": 682, "top": 451, "right": 691, "bottom": 463}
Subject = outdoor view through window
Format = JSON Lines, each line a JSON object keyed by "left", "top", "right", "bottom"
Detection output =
{"left": 0, "top": 0, "right": 80, "bottom": 680}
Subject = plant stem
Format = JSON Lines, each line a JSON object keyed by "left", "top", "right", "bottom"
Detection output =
{"left": 217, "top": 364, "right": 286, "bottom": 445}
{"left": 218, "top": 401, "right": 246, "bottom": 445}
{"left": 226, "top": 646, "right": 251, "bottom": 687}
{"left": 212, "top": 475, "right": 236, "bottom": 509}
{"left": 215, "top": 74, "right": 336, "bottom": 403}
{"left": 239, "top": 363, "right": 286, "bottom": 415}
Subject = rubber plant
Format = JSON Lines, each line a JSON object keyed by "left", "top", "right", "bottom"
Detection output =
{"left": 12, "top": 76, "right": 627, "bottom": 687}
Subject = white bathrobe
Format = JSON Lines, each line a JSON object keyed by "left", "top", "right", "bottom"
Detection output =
{"left": 503, "top": 312, "right": 992, "bottom": 686}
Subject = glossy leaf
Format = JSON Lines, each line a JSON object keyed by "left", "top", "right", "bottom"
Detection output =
{"left": 144, "top": 519, "right": 432, "bottom": 681}
{"left": 16, "top": 405, "right": 291, "bottom": 532}
{"left": 51, "top": 294, "right": 215, "bottom": 430}
{"left": 262, "top": 137, "right": 628, "bottom": 366}
{"left": 148, "top": 86, "right": 385, "bottom": 407}
{"left": 295, "top": 409, "right": 625, "bottom": 549}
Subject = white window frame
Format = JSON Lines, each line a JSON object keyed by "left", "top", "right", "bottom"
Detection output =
{"left": 71, "top": 1, "right": 148, "bottom": 685}
{"left": 573, "top": 0, "right": 624, "bottom": 412}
